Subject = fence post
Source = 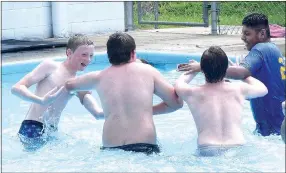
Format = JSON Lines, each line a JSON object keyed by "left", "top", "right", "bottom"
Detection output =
{"left": 211, "top": 2, "right": 218, "bottom": 35}
{"left": 154, "top": 1, "right": 159, "bottom": 29}
{"left": 202, "top": 1, "right": 209, "bottom": 27}
{"left": 125, "top": 1, "right": 134, "bottom": 31}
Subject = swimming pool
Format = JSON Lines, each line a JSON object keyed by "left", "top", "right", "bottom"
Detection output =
{"left": 2, "top": 51, "right": 285, "bottom": 172}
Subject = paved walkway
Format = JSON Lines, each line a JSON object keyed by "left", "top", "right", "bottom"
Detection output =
{"left": 2, "top": 27, "right": 285, "bottom": 64}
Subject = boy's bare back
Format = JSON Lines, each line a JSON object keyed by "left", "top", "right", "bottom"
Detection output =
{"left": 96, "top": 62, "right": 158, "bottom": 146}
{"left": 66, "top": 61, "right": 181, "bottom": 147}
{"left": 185, "top": 81, "right": 246, "bottom": 146}
{"left": 175, "top": 46, "right": 267, "bottom": 156}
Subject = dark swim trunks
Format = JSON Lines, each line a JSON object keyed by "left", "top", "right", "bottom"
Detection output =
{"left": 101, "top": 143, "right": 160, "bottom": 155}
{"left": 18, "top": 120, "right": 56, "bottom": 150}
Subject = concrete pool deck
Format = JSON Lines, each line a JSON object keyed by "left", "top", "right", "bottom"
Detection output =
{"left": 1, "top": 27, "right": 285, "bottom": 64}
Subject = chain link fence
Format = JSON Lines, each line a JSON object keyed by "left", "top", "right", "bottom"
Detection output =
{"left": 217, "top": 1, "right": 286, "bottom": 35}
{"left": 133, "top": 2, "right": 209, "bottom": 29}
{"left": 132, "top": 1, "right": 285, "bottom": 35}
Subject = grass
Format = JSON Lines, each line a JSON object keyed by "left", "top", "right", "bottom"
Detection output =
{"left": 133, "top": 2, "right": 286, "bottom": 30}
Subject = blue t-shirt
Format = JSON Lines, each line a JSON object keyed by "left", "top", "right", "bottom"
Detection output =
{"left": 240, "top": 42, "right": 285, "bottom": 136}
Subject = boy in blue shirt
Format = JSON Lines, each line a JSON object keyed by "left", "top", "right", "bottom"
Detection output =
{"left": 179, "top": 13, "right": 285, "bottom": 136}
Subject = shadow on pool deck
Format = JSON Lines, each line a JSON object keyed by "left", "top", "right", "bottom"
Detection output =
{"left": 1, "top": 39, "right": 67, "bottom": 53}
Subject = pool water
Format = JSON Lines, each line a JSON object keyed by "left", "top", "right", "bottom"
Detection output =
{"left": 2, "top": 62, "right": 285, "bottom": 172}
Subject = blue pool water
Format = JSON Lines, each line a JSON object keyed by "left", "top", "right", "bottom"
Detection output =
{"left": 2, "top": 51, "right": 285, "bottom": 172}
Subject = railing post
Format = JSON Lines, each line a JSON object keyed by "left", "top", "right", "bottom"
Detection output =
{"left": 154, "top": 1, "right": 159, "bottom": 29}
{"left": 137, "top": 2, "right": 142, "bottom": 23}
{"left": 211, "top": 2, "right": 218, "bottom": 35}
{"left": 125, "top": 1, "right": 134, "bottom": 31}
{"left": 202, "top": 1, "right": 209, "bottom": 27}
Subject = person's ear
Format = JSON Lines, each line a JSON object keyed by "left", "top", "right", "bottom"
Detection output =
{"left": 259, "top": 29, "right": 266, "bottom": 40}
{"left": 130, "top": 50, "right": 136, "bottom": 59}
{"left": 66, "top": 49, "right": 72, "bottom": 58}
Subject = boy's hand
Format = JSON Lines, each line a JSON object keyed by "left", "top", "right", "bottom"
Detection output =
{"left": 41, "top": 86, "right": 65, "bottom": 105}
{"left": 177, "top": 63, "right": 189, "bottom": 71}
{"left": 177, "top": 60, "right": 201, "bottom": 74}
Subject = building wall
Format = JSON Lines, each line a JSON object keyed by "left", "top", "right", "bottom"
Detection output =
{"left": 2, "top": 2, "right": 125, "bottom": 40}
{"left": 67, "top": 2, "right": 125, "bottom": 34}
{"left": 2, "top": 2, "right": 52, "bottom": 40}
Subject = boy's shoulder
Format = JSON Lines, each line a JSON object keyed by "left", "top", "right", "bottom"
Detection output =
{"left": 35, "top": 59, "right": 61, "bottom": 75}
{"left": 254, "top": 42, "right": 280, "bottom": 52}
{"left": 40, "top": 59, "right": 60, "bottom": 68}
{"left": 251, "top": 42, "right": 282, "bottom": 59}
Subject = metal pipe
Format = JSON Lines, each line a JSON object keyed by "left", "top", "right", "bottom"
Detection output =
{"left": 137, "top": 2, "right": 142, "bottom": 23}
{"left": 202, "top": 1, "right": 209, "bottom": 27}
{"left": 211, "top": 2, "right": 218, "bottom": 35}
{"left": 154, "top": 1, "right": 159, "bottom": 29}
{"left": 125, "top": 1, "right": 134, "bottom": 31}
{"left": 139, "top": 20, "right": 207, "bottom": 27}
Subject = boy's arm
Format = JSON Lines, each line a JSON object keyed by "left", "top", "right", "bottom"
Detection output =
{"left": 178, "top": 59, "right": 251, "bottom": 80}
{"left": 65, "top": 71, "right": 100, "bottom": 92}
{"left": 152, "top": 68, "right": 183, "bottom": 115}
{"left": 11, "top": 59, "right": 63, "bottom": 105}
{"left": 65, "top": 71, "right": 104, "bottom": 119}
{"left": 225, "top": 66, "right": 252, "bottom": 80}
{"left": 226, "top": 49, "right": 263, "bottom": 79}
{"left": 175, "top": 71, "right": 198, "bottom": 100}
{"left": 228, "top": 57, "right": 236, "bottom": 66}
{"left": 179, "top": 49, "right": 263, "bottom": 80}
{"left": 77, "top": 92, "right": 104, "bottom": 120}
{"left": 240, "top": 76, "right": 268, "bottom": 99}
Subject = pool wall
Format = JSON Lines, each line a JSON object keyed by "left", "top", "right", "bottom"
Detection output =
{"left": 2, "top": 51, "right": 237, "bottom": 75}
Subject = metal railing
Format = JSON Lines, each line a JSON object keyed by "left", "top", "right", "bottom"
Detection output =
{"left": 124, "top": 2, "right": 285, "bottom": 35}
{"left": 137, "top": 2, "right": 209, "bottom": 28}
{"left": 125, "top": 2, "right": 212, "bottom": 32}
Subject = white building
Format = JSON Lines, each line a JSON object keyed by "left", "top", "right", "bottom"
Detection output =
{"left": 2, "top": 2, "right": 126, "bottom": 40}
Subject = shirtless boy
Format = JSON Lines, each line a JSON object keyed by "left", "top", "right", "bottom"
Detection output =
{"left": 11, "top": 35, "right": 103, "bottom": 150}
{"left": 175, "top": 46, "right": 268, "bottom": 156}
{"left": 64, "top": 32, "right": 183, "bottom": 155}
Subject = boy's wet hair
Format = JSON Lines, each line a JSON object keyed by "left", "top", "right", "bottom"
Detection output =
{"left": 67, "top": 34, "right": 94, "bottom": 52}
{"left": 107, "top": 32, "right": 136, "bottom": 65}
{"left": 242, "top": 13, "right": 270, "bottom": 38}
{"left": 200, "top": 46, "right": 228, "bottom": 83}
